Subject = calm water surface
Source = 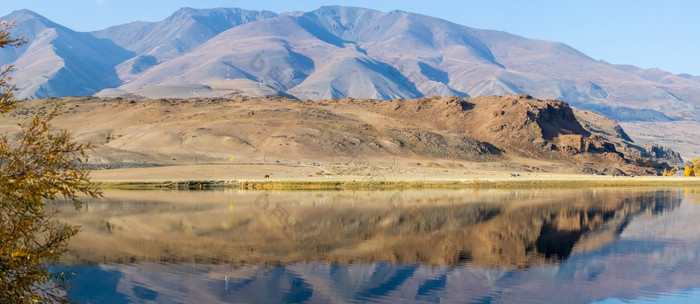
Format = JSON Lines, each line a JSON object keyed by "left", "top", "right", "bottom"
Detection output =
{"left": 54, "top": 188, "right": 700, "bottom": 303}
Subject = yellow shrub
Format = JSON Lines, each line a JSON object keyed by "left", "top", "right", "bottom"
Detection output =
{"left": 685, "top": 166, "right": 696, "bottom": 177}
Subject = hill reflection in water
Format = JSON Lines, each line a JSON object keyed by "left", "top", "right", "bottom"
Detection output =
{"left": 54, "top": 188, "right": 700, "bottom": 303}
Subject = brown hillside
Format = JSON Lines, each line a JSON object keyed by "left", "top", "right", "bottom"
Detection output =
{"left": 1, "top": 95, "right": 670, "bottom": 175}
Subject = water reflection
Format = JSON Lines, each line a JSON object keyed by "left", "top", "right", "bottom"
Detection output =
{"left": 52, "top": 188, "right": 700, "bottom": 303}
{"left": 58, "top": 189, "right": 679, "bottom": 268}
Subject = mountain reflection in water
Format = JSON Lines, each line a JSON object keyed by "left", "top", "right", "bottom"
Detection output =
{"left": 54, "top": 188, "right": 700, "bottom": 303}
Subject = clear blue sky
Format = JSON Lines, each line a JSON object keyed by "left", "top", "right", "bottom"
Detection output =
{"left": 2, "top": 0, "right": 699, "bottom": 75}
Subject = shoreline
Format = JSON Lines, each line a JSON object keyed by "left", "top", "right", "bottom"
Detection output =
{"left": 87, "top": 164, "right": 700, "bottom": 190}
{"left": 94, "top": 178, "right": 700, "bottom": 191}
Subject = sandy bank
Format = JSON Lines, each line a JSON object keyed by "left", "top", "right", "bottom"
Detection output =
{"left": 89, "top": 164, "right": 700, "bottom": 190}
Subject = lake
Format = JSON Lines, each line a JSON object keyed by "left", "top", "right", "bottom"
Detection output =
{"left": 53, "top": 188, "right": 700, "bottom": 303}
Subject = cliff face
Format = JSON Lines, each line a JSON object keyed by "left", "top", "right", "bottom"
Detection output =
{"left": 461, "top": 95, "right": 616, "bottom": 157}
{"left": 575, "top": 109, "right": 685, "bottom": 165}
{"left": 377, "top": 94, "right": 642, "bottom": 173}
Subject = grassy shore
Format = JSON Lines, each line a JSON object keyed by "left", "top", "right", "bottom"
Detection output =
{"left": 88, "top": 164, "right": 700, "bottom": 190}
{"left": 95, "top": 178, "right": 700, "bottom": 190}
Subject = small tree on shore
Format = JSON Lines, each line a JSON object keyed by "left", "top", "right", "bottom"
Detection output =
{"left": 1, "top": 21, "right": 100, "bottom": 303}
{"left": 684, "top": 165, "right": 695, "bottom": 177}
{"left": 662, "top": 167, "right": 678, "bottom": 176}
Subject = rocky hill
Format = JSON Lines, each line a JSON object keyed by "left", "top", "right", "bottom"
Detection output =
{"left": 2, "top": 95, "right": 678, "bottom": 175}
{"left": 574, "top": 109, "right": 683, "bottom": 165}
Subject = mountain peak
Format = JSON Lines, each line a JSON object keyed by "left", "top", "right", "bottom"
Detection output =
{"left": 6, "top": 9, "right": 42, "bottom": 18}
{"left": 2, "top": 9, "right": 53, "bottom": 25}
{"left": 170, "top": 7, "right": 197, "bottom": 17}
{"left": 0, "top": 7, "right": 133, "bottom": 99}
{"left": 167, "top": 7, "right": 278, "bottom": 18}
{"left": 92, "top": 7, "right": 277, "bottom": 61}
{"left": 310, "top": 5, "right": 384, "bottom": 19}
{"left": 316, "top": 5, "right": 366, "bottom": 11}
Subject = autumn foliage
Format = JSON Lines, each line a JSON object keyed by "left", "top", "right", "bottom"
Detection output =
{"left": 683, "top": 158, "right": 700, "bottom": 177}
{"left": 0, "top": 21, "right": 23, "bottom": 114}
{"left": 0, "top": 21, "right": 100, "bottom": 303}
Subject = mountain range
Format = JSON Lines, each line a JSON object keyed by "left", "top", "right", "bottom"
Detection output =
{"left": 1, "top": 6, "right": 699, "bottom": 158}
